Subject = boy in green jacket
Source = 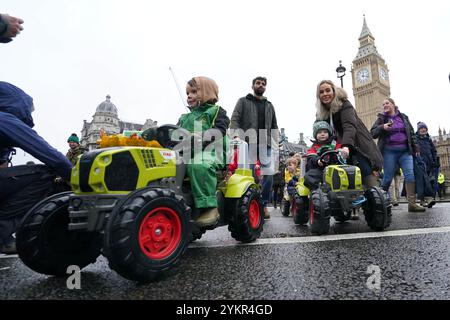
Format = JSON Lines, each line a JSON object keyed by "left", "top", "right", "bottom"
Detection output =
{"left": 178, "top": 77, "right": 230, "bottom": 227}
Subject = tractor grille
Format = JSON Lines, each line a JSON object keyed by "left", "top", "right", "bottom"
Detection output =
{"left": 141, "top": 149, "right": 156, "bottom": 168}
{"left": 104, "top": 151, "right": 139, "bottom": 191}
{"left": 332, "top": 170, "right": 341, "bottom": 190}
{"left": 331, "top": 166, "right": 357, "bottom": 190}
{"left": 347, "top": 168, "right": 356, "bottom": 190}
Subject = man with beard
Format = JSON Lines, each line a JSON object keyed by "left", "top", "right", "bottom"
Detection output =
{"left": 230, "top": 77, "right": 279, "bottom": 219}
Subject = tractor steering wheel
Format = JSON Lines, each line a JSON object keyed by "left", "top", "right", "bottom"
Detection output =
{"left": 319, "top": 149, "right": 346, "bottom": 166}
{"left": 142, "top": 124, "right": 192, "bottom": 149}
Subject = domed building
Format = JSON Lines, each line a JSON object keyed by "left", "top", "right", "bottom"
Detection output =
{"left": 80, "top": 95, "right": 157, "bottom": 150}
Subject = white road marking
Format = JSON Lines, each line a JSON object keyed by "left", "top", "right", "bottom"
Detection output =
{"left": 189, "top": 226, "right": 450, "bottom": 249}
{"left": 0, "top": 254, "right": 18, "bottom": 259}
{"left": 2, "top": 227, "right": 450, "bottom": 256}
{"left": 0, "top": 267, "right": 10, "bottom": 271}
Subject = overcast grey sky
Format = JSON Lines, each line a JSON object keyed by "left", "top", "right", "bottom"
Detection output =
{"left": 2, "top": 0, "right": 450, "bottom": 165}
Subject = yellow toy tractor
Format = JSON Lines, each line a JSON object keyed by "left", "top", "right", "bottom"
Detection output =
{"left": 16, "top": 125, "right": 264, "bottom": 282}
{"left": 308, "top": 150, "right": 392, "bottom": 235}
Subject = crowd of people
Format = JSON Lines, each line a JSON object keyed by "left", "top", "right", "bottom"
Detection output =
{"left": 272, "top": 85, "right": 445, "bottom": 218}
{"left": 0, "top": 12, "right": 446, "bottom": 256}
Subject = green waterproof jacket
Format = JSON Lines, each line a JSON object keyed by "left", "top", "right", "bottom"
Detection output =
{"left": 177, "top": 104, "right": 230, "bottom": 163}
{"left": 178, "top": 104, "right": 228, "bottom": 133}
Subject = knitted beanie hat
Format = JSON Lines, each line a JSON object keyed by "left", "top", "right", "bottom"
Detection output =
{"left": 313, "top": 121, "right": 333, "bottom": 140}
{"left": 417, "top": 121, "right": 428, "bottom": 131}
{"left": 67, "top": 133, "right": 80, "bottom": 144}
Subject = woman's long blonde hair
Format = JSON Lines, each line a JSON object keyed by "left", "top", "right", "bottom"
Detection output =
{"left": 315, "top": 80, "right": 349, "bottom": 120}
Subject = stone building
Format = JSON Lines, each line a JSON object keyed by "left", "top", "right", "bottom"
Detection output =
{"left": 80, "top": 95, "right": 157, "bottom": 150}
{"left": 351, "top": 16, "right": 391, "bottom": 130}
{"left": 432, "top": 128, "right": 450, "bottom": 193}
{"left": 279, "top": 128, "right": 308, "bottom": 163}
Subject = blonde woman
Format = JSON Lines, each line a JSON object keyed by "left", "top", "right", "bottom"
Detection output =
{"left": 315, "top": 80, "right": 382, "bottom": 189}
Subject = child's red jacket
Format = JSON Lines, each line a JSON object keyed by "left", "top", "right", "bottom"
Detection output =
{"left": 306, "top": 140, "right": 342, "bottom": 170}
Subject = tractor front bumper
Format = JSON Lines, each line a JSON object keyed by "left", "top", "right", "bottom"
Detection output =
{"left": 328, "top": 190, "right": 365, "bottom": 212}
{"left": 68, "top": 194, "right": 126, "bottom": 232}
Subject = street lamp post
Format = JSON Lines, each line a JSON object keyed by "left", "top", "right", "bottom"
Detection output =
{"left": 336, "top": 60, "right": 346, "bottom": 88}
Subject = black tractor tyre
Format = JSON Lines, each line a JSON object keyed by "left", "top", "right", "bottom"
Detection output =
{"left": 16, "top": 192, "right": 102, "bottom": 276}
{"left": 190, "top": 227, "right": 206, "bottom": 243}
{"left": 310, "top": 189, "right": 331, "bottom": 235}
{"left": 281, "top": 198, "right": 290, "bottom": 217}
{"left": 227, "top": 186, "right": 264, "bottom": 243}
{"left": 293, "top": 194, "right": 309, "bottom": 225}
{"left": 104, "top": 188, "right": 191, "bottom": 283}
{"left": 363, "top": 187, "right": 392, "bottom": 231}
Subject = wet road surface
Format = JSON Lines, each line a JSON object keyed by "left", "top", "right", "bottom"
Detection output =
{"left": 1, "top": 202, "right": 450, "bottom": 300}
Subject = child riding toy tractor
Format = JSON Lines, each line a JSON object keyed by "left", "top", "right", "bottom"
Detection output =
{"left": 281, "top": 155, "right": 310, "bottom": 226}
{"left": 307, "top": 150, "right": 392, "bottom": 235}
{"left": 16, "top": 125, "right": 264, "bottom": 282}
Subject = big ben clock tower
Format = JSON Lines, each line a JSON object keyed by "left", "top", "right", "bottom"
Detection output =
{"left": 352, "top": 16, "right": 391, "bottom": 129}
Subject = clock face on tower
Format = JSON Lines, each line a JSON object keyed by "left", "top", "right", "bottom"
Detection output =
{"left": 356, "top": 68, "right": 370, "bottom": 84}
{"left": 379, "top": 67, "right": 388, "bottom": 81}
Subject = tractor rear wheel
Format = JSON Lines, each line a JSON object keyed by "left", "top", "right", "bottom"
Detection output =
{"left": 227, "top": 186, "right": 264, "bottom": 243}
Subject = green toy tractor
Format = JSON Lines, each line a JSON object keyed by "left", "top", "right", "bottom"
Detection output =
{"left": 281, "top": 154, "right": 310, "bottom": 225}
{"left": 281, "top": 176, "right": 310, "bottom": 226}
{"left": 16, "top": 125, "right": 264, "bottom": 282}
{"left": 309, "top": 150, "right": 392, "bottom": 235}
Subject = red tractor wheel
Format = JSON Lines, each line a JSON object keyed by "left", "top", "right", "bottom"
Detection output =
{"left": 104, "top": 188, "right": 191, "bottom": 282}
{"left": 226, "top": 186, "right": 264, "bottom": 243}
